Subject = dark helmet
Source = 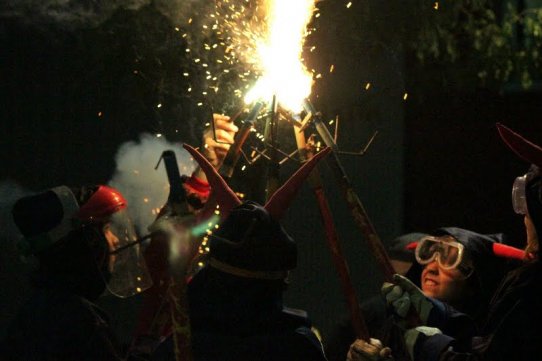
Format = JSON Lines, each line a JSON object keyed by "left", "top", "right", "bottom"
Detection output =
{"left": 12, "top": 185, "right": 126, "bottom": 255}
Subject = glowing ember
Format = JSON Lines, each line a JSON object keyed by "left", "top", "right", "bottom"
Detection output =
{"left": 244, "top": 0, "right": 316, "bottom": 112}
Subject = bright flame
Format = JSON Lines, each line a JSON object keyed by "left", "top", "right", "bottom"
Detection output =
{"left": 244, "top": 0, "right": 316, "bottom": 112}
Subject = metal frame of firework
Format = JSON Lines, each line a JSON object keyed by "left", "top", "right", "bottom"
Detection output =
{"left": 209, "top": 96, "right": 419, "bottom": 335}
{"left": 212, "top": 98, "right": 377, "bottom": 339}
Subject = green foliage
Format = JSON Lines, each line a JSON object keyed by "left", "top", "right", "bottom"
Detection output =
{"left": 407, "top": 0, "right": 542, "bottom": 88}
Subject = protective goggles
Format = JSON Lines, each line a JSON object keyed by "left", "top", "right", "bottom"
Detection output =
{"left": 512, "top": 174, "right": 528, "bottom": 215}
{"left": 415, "top": 236, "right": 468, "bottom": 272}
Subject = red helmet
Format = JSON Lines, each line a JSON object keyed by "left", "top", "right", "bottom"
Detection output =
{"left": 76, "top": 185, "right": 127, "bottom": 223}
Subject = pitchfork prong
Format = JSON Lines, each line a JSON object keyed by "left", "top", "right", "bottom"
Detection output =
{"left": 336, "top": 130, "right": 379, "bottom": 156}
{"left": 248, "top": 146, "right": 271, "bottom": 163}
{"left": 278, "top": 149, "right": 303, "bottom": 165}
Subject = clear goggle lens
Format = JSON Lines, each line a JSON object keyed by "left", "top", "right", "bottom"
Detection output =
{"left": 415, "top": 236, "right": 464, "bottom": 270}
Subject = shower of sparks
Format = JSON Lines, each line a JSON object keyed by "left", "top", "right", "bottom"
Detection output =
{"left": 244, "top": 0, "right": 316, "bottom": 112}
{"left": 176, "top": 0, "right": 317, "bottom": 113}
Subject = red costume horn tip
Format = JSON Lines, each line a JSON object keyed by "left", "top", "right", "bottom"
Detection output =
{"left": 497, "top": 123, "right": 542, "bottom": 168}
{"left": 265, "top": 147, "right": 331, "bottom": 220}
{"left": 182, "top": 144, "right": 241, "bottom": 218}
{"left": 492, "top": 242, "right": 526, "bottom": 261}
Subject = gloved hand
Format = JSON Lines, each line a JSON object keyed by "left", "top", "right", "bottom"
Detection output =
{"left": 347, "top": 338, "right": 393, "bottom": 361}
{"left": 404, "top": 326, "right": 442, "bottom": 360}
{"left": 381, "top": 274, "right": 434, "bottom": 324}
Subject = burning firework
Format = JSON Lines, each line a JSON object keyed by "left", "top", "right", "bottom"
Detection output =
{"left": 244, "top": 0, "right": 316, "bottom": 112}
{"left": 179, "top": 0, "right": 318, "bottom": 114}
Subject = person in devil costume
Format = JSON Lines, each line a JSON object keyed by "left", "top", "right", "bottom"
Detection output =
{"left": 1, "top": 185, "right": 153, "bottom": 361}
{"left": 347, "top": 124, "right": 542, "bottom": 361}
{"left": 328, "top": 229, "right": 524, "bottom": 361}
{"left": 152, "top": 145, "right": 330, "bottom": 361}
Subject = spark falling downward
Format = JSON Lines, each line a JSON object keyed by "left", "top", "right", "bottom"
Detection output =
{"left": 244, "top": 0, "right": 316, "bottom": 112}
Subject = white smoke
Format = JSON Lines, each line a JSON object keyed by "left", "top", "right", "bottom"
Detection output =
{"left": 109, "top": 133, "right": 196, "bottom": 235}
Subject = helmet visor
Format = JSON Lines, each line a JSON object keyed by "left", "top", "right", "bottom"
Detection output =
{"left": 103, "top": 209, "right": 153, "bottom": 298}
{"left": 512, "top": 174, "right": 528, "bottom": 215}
{"left": 415, "top": 236, "right": 464, "bottom": 270}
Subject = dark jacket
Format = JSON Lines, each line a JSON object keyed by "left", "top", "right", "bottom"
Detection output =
{"left": 153, "top": 267, "right": 327, "bottom": 361}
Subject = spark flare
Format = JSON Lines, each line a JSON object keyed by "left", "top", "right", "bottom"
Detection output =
{"left": 244, "top": 0, "right": 316, "bottom": 112}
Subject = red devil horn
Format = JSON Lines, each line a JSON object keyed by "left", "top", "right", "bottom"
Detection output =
{"left": 183, "top": 144, "right": 241, "bottom": 217}
{"left": 265, "top": 147, "right": 331, "bottom": 220}
{"left": 492, "top": 243, "right": 526, "bottom": 261}
{"left": 497, "top": 123, "right": 542, "bottom": 168}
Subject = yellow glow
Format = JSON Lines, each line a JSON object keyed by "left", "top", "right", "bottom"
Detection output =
{"left": 244, "top": 0, "right": 316, "bottom": 112}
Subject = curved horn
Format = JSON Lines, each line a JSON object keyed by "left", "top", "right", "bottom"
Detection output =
{"left": 265, "top": 147, "right": 331, "bottom": 220}
{"left": 183, "top": 144, "right": 241, "bottom": 218}
{"left": 497, "top": 123, "right": 542, "bottom": 168}
{"left": 492, "top": 243, "right": 526, "bottom": 261}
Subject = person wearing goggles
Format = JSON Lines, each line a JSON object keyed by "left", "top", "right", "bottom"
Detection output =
{"left": 411, "top": 228, "right": 525, "bottom": 324}
{"left": 416, "top": 234, "right": 474, "bottom": 303}
{"left": 329, "top": 228, "right": 523, "bottom": 361}
{"left": 347, "top": 124, "right": 542, "bottom": 361}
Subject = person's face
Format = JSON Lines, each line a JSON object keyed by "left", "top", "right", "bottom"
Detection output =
{"left": 420, "top": 260, "right": 471, "bottom": 306}
{"left": 524, "top": 215, "right": 539, "bottom": 256}
{"left": 102, "top": 223, "right": 120, "bottom": 271}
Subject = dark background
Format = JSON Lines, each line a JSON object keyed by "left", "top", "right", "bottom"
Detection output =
{"left": 1, "top": 0, "right": 541, "bottom": 345}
